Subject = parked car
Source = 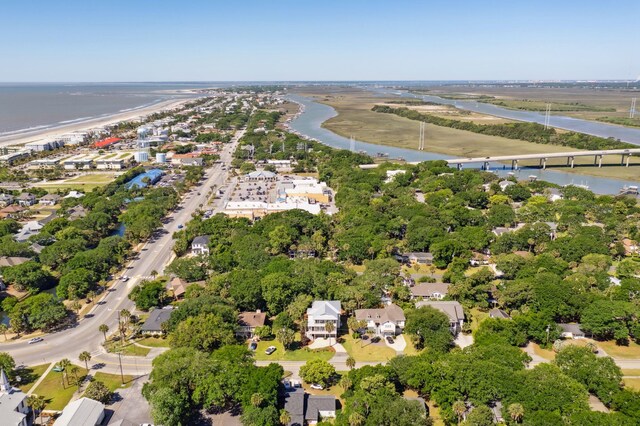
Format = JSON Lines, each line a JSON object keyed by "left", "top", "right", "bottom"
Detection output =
{"left": 265, "top": 346, "right": 277, "bottom": 355}
{"left": 249, "top": 341, "right": 258, "bottom": 351}
{"left": 177, "top": 224, "right": 184, "bottom": 229}
{"left": 28, "top": 337, "right": 43, "bottom": 344}
{"left": 310, "top": 383, "right": 324, "bottom": 390}
{"left": 386, "top": 336, "right": 395, "bottom": 344}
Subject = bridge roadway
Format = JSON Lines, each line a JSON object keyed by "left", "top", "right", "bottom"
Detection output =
{"left": 444, "top": 148, "right": 640, "bottom": 170}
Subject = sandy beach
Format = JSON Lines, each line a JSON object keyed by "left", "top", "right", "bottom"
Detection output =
{"left": 0, "top": 97, "right": 195, "bottom": 148}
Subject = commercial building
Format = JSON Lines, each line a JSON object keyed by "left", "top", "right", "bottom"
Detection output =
{"left": 95, "top": 152, "right": 134, "bottom": 170}
{"left": 93, "top": 137, "right": 121, "bottom": 149}
{"left": 155, "top": 152, "right": 167, "bottom": 163}
{"left": 0, "top": 151, "right": 30, "bottom": 165}
{"left": 58, "top": 132, "right": 88, "bottom": 145}
{"left": 134, "top": 151, "right": 149, "bottom": 162}
{"left": 63, "top": 154, "right": 98, "bottom": 170}
{"left": 29, "top": 157, "right": 64, "bottom": 169}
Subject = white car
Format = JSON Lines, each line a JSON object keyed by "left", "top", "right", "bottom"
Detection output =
{"left": 28, "top": 337, "right": 43, "bottom": 344}
{"left": 310, "top": 383, "right": 324, "bottom": 390}
{"left": 121, "top": 276, "right": 129, "bottom": 282}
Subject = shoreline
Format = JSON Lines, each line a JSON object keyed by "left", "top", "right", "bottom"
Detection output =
{"left": 0, "top": 97, "right": 196, "bottom": 148}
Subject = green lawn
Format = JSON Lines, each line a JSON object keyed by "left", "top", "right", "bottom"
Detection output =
{"left": 16, "top": 364, "right": 50, "bottom": 393}
{"left": 623, "top": 378, "right": 640, "bottom": 391}
{"left": 65, "top": 173, "right": 117, "bottom": 184}
{"left": 402, "top": 336, "right": 422, "bottom": 356}
{"left": 468, "top": 308, "right": 490, "bottom": 333}
{"left": 136, "top": 336, "right": 170, "bottom": 348}
{"left": 105, "top": 340, "right": 151, "bottom": 357}
{"left": 342, "top": 334, "right": 396, "bottom": 362}
{"left": 30, "top": 365, "right": 84, "bottom": 410}
{"left": 92, "top": 371, "right": 134, "bottom": 391}
{"left": 253, "top": 336, "right": 335, "bottom": 362}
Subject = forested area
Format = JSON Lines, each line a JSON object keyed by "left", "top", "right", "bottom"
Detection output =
{"left": 372, "top": 105, "right": 635, "bottom": 150}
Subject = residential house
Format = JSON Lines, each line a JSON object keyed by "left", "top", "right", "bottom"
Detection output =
{"left": 355, "top": 304, "right": 406, "bottom": 336}
{"left": 67, "top": 205, "right": 88, "bottom": 220}
{"left": 415, "top": 301, "right": 465, "bottom": 334}
{"left": 16, "top": 193, "right": 36, "bottom": 207}
{"left": 492, "top": 227, "right": 511, "bottom": 237}
{"left": 559, "top": 323, "right": 585, "bottom": 339}
{"left": 53, "top": 397, "right": 105, "bottom": 426}
{"left": 191, "top": 235, "right": 211, "bottom": 255}
{"left": 39, "top": 193, "right": 61, "bottom": 206}
{"left": 489, "top": 308, "right": 511, "bottom": 319}
{"left": 140, "top": 307, "right": 174, "bottom": 335}
{"left": 237, "top": 310, "right": 267, "bottom": 338}
{"left": 306, "top": 301, "right": 341, "bottom": 340}
{"left": 0, "top": 257, "right": 30, "bottom": 268}
{"left": 0, "top": 205, "right": 25, "bottom": 219}
{"left": 166, "top": 277, "right": 205, "bottom": 299}
{"left": 14, "top": 221, "right": 43, "bottom": 242}
{"left": 404, "top": 252, "right": 434, "bottom": 265}
{"left": 544, "top": 221, "right": 559, "bottom": 240}
{"left": 0, "top": 193, "right": 14, "bottom": 207}
{"left": 410, "top": 283, "right": 450, "bottom": 300}
{"left": 0, "top": 369, "right": 28, "bottom": 426}
{"left": 283, "top": 387, "right": 337, "bottom": 426}
{"left": 622, "top": 238, "right": 640, "bottom": 256}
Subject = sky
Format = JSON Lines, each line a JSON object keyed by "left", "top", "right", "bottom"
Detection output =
{"left": 0, "top": 0, "right": 638, "bottom": 82}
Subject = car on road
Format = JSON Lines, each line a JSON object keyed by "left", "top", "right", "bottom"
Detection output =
{"left": 310, "top": 383, "right": 324, "bottom": 390}
{"left": 28, "top": 337, "right": 43, "bottom": 344}
{"left": 249, "top": 341, "right": 258, "bottom": 351}
{"left": 121, "top": 275, "right": 129, "bottom": 282}
{"left": 386, "top": 336, "right": 395, "bottom": 344}
{"left": 265, "top": 346, "right": 277, "bottom": 355}
{"left": 177, "top": 224, "right": 184, "bottom": 229}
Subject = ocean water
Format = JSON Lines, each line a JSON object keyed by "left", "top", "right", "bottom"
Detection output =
{"left": 0, "top": 82, "right": 216, "bottom": 135}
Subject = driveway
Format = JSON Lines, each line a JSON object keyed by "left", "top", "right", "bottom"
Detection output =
{"left": 104, "top": 375, "right": 153, "bottom": 425}
{"left": 385, "top": 335, "right": 407, "bottom": 352}
{"left": 309, "top": 338, "right": 347, "bottom": 354}
{"left": 455, "top": 333, "right": 474, "bottom": 349}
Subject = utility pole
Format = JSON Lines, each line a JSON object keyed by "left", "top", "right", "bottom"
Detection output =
{"left": 631, "top": 98, "right": 637, "bottom": 119}
{"left": 544, "top": 103, "right": 551, "bottom": 130}
{"left": 117, "top": 352, "right": 125, "bottom": 384}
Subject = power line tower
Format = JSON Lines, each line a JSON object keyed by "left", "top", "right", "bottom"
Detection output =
{"left": 630, "top": 98, "right": 637, "bottom": 119}
{"left": 543, "top": 103, "right": 551, "bottom": 130}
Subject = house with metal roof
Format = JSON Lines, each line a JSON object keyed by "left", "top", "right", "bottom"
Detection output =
{"left": 53, "top": 397, "right": 105, "bottom": 426}
{"left": 306, "top": 301, "right": 341, "bottom": 340}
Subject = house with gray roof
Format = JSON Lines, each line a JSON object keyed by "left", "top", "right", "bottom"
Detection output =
{"left": 283, "top": 387, "right": 336, "bottom": 426}
{"left": 0, "top": 193, "right": 14, "bottom": 207}
{"left": 410, "top": 283, "right": 450, "bottom": 300}
{"left": 559, "top": 323, "right": 585, "bottom": 339}
{"left": 191, "top": 235, "right": 211, "bottom": 255}
{"left": 306, "top": 301, "right": 341, "bottom": 340}
{"left": 355, "top": 304, "right": 405, "bottom": 336}
{"left": 53, "top": 397, "right": 104, "bottom": 426}
{"left": 39, "top": 193, "right": 61, "bottom": 206}
{"left": 16, "top": 193, "right": 36, "bottom": 207}
{"left": 415, "top": 301, "right": 465, "bottom": 334}
{"left": 0, "top": 369, "right": 28, "bottom": 426}
{"left": 140, "top": 307, "right": 174, "bottom": 335}
{"left": 403, "top": 252, "right": 434, "bottom": 265}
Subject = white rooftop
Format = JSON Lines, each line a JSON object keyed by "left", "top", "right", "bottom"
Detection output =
{"left": 53, "top": 397, "right": 104, "bottom": 426}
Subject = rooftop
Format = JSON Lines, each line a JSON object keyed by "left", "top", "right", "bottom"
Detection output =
{"left": 53, "top": 397, "right": 104, "bottom": 426}
{"left": 140, "top": 307, "right": 174, "bottom": 333}
{"left": 415, "top": 301, "right": 465, "bottom": 322}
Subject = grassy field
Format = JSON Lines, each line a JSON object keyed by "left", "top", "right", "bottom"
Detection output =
{"left": 30, "top": 366, "right": 83, "bottom": 410}
{"left": 93, "top": 371, "right": 134, "bottom": 391}
{"left": 341, "top": 334, "right": 396, "bottom": 362}
{"left": 303, "top": 88, "right": 640, "bottom": 181}
{"left": 253, "top": 336, "right": 335, "bottom": 362}
{"left": 136, "top": 336, "right": 170, "bottom": 348}
{"left": 17, "top": 364, "right": 50, "bottom": 393}
{"left": 623, "top": 378, "right": 640, "bottom": 391}
{"left": 622, "top": 369, "right": 640, "bottom": 376}
{"left": 104, "top": 339, "right": 151, "bottom": 357}
{"left": 530, "top": 342, "right": 556, "bottom": 360}
{"left": 468, "top": 308, "right": 491, "bottom": 333}
{"left": 34, "top": 173, "right": 116, "bottom": 192}
{"left": 596, "top": 340, "right": 640, "bottom": 359}
{"left": 65, "top": 173, "right": 117, "bottom": 184}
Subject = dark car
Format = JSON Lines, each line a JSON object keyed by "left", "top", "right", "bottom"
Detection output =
{"left": 249, "top": 341, "right": 258, "bottom": 351}
{"left": 386, "top": 336, "right": 395, "bottom": 344}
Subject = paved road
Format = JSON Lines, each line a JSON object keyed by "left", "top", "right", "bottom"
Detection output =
{"left": 1, "top": 129, "right": 244, "bottom": 375}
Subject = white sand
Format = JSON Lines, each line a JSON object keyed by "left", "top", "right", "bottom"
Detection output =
{"left": 0, "top": 98, "right": 194, "bottom": 148}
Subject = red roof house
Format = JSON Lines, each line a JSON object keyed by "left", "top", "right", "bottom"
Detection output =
{"left": 94, "top": 137, "right": 121, "bottom": 149}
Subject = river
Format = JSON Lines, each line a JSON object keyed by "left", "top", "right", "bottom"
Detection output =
{"left": 286, "top": 94, "right": 639, "bottom": 195}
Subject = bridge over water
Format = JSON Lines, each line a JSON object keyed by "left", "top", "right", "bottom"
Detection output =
{"left": 443, "top": 148, "right": 640, "bottom": 170}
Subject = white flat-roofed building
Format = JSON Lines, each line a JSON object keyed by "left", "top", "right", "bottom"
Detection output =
{"left": 134, "top": 151, "right": 149, "bottom": 162}
{"left": 53, "top": 397, "right": 105, "bottom": 426}
{"left": 63, "top": 154, "right": 97, "bottom": 170}
{"left": 95, "top": 152, "right": 134, "bottom": 170}
{"left": 59, "top": 132, "right": 88, "bottom": 145}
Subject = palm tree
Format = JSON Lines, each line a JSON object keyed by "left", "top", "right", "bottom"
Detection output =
{"left": 98, "top": 324, "right": 109, "bottom": 343}
{"left": 452, "top": 400, "right": 466, "bottom": 425}
{"left": 79, "top": 351, "right": 92, "bottom": 372}
{"left": 0, "top": 324, "right": 7, "bottom": 342}
{"left": 346, "top": 356, "right": 356, "bottom": 370}
{"left": 59, "top": 358, "right": 71, "bottom": 388}
{"left": 150, "top": 270, "right": 158, "bottom": 278}
{"left": 27, "top": 394, "right": 46, "bottom": 424}
{"left": 339, "top": 375, "right": 353, "bottom": 391}
{"left": 70, "top": 299, "right": 82, "bottom": 315}
{"left": 86, "top": 290, "right": 97, "bottom": 308}
{"left": 279, "top": 409, "right": 291, "bottom": 425}
{"left": 508, "top": 403, "right": 524, "bottom": 423}
{"left": 348, "top": 412, "right": 365, "bottom": 426}
{"left": 324, "top": 321, "right": 335, "bottom": 346}
{"left": 69, "top": 366, "right": 80, "bottom": 386}
{"left": 250, "top": 392, "right": 263, "bottom": 408}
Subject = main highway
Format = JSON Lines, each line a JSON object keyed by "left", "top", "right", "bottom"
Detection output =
{"left": 1, "top": 128, "right": 244, "bottom": 375}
